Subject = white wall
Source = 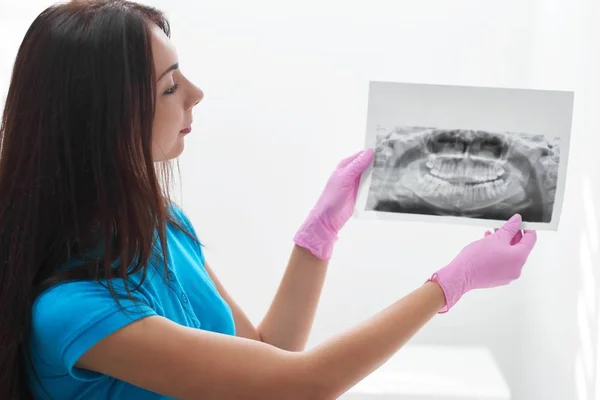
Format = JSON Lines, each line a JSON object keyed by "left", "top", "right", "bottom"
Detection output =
{"left": 0, "top": 1, "right": 596, "bottom": 399}
{"left": 519, "top": 1, "right": 600, "bottom": 399}
{"left": 166, "top": 1, "right": 535, "bottom": 398}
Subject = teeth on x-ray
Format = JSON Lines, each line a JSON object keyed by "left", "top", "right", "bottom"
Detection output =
{"left": 366, "top": 126, "right": 560, "bottom": 223}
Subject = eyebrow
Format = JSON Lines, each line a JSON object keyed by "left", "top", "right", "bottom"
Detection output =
{"left": 157, "top": 63, "right": 179, "bottom": 82}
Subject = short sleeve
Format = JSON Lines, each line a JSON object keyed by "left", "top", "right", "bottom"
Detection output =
{"left": 30, "top": 279, "right": 157, "bottom": 380}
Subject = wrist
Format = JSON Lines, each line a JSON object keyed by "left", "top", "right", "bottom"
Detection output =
{"left": 292, "top": 243, "right": 329, "bottom": 265}
{"left": 293, "top": 217, "right": 338, "bottom": 261}
{"left": 423, "top": 279, "right": 447, "bottom": 312}
{"left": 427, "top": 264, "right": 468, "bottom": 313}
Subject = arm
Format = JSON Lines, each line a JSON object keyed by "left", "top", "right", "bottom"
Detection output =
{"left": 76, "top": 281, "right": 445, "bottom": 400}
{"left": 252, "top": 149, "right": 376, "bottom": 349}
{"left": 200, "top": 150, "right": 376, "bottom": 350}
{"left": 77, "top": 214, "right": 536, "bottom": 399}
{"left": 256, "top": 244, "right": 328, "bottom": 350}
{"left": 203, "top": 245, "right": 328, "bottom": 350}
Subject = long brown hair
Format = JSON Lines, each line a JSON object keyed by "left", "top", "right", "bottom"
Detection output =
{"left": 0, "top": 0, "right": 192, "bottom": 398}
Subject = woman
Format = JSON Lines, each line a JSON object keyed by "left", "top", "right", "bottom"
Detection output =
{"left": 0, "top": 1, "right": 537, "bottom": 399}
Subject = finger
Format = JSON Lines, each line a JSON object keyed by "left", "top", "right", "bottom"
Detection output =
{"left": 348, "top": 148, "right": 374, "bottom": 175}
{"left": 484, "top": 230, "right": 492, "bottom": 237}
{"left": 514, "top": 230, "right": 537, "bottom": 252}
{"left": 350, "top": 174, "right": 362, "bottom": 198}
{"left": 510, "top": 230, "right": 523, "bottom": 246}
{"left": 337, "top": 150, "right": 364, "bottom": 169}
{"left": 496, "top": 214, "right": 522, "bottom": 242}
{"left": 487, "top": 228, "right": 500, "bottom": 235}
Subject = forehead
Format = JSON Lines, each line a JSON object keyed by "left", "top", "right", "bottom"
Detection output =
{"left": 149, "top": 23, "right": 177, "bottom": 74}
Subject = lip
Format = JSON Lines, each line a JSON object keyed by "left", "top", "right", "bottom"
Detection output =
{"left": 180, "top": 126, "right": 192, "bottom": 134}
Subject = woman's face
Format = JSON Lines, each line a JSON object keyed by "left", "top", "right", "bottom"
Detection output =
{"left": 150, "top": 23, "right": 204, "bottom": 161}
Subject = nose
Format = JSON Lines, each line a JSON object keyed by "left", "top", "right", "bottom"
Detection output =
{"left": 190, "top": 85, "right": 204, "bottom": 109}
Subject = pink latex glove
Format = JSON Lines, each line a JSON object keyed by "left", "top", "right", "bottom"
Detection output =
{"left": 428, "top": 213, "right": 537, "bottom": 313}
{"left": 293, "top": 149, "right": 375, "bottom": 260}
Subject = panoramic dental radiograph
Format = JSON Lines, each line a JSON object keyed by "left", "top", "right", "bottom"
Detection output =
{"left": 365, "top": 126, "right": 561, "bottom": 223}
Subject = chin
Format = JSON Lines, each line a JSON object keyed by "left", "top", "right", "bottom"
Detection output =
{"left": 152, "top": 139, "right": 185, "bottom": 162}
{"left": 172, "top": 140, "right": 185, "bottom": 156}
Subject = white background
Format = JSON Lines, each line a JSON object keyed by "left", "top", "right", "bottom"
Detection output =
{"left": 1, "top": 1, "right": 599, "bottom": 399}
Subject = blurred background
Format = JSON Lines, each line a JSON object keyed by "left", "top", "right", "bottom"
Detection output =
{"left": 1, "top": 0, "right": 598, "bottom": 399}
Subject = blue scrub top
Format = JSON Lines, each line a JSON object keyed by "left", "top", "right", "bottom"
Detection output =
{"left": 25, "top": 204, "right": 236, "bottom": 399}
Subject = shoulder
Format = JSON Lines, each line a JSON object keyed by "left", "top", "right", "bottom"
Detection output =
{"left": 167, "top": 201, "right": 205, "bottom": 257}
{"left": 168, "top": 201, "right": 194, "bottom": 230}
{"left": 30, "top": 279, "right": 156, "bottom": 378}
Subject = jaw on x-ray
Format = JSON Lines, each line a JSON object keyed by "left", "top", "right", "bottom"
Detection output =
{"left": 365, "top": 126, "right": 560, "bottom": 223}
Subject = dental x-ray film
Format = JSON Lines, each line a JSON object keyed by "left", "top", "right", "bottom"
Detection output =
{"left": 354, "top": 81, "right": 574, "bottom": 230}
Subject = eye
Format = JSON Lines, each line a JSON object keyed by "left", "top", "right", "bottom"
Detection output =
{"left": 164, "top": 83, "right": 179, "bottom": 95}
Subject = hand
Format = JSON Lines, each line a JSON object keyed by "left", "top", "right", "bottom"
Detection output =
{"left": 293, "top": 149, "right": 374, "bottom": 260}
{"left": 429, "top": 214, "right": 537, "bottom": 313}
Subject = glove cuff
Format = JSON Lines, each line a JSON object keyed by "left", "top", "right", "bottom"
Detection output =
{"left": 293, "top": 218, "right": 338, "bottom": 261}
{"left": 427, "top": 266, "right": 467, "bottom": 313}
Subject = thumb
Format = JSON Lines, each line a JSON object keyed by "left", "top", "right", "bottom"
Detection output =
{"left": 347, "top": 148, "right": 374, "bottom": 176}
{"left": 337, "top": 150, "right": 364, "bottom": 169}
{"left": 496, "top": 214, "right": 522, "bottom": 242}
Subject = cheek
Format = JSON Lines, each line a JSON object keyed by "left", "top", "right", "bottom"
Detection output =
{"left": 152, "top": 126, "right": 180, "bottom": 157}
{"left": 152, "top": 104, "right": 180, "bottom": 141}
{"left": 151, "top": 103, "right": 185, "bottom": 160}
